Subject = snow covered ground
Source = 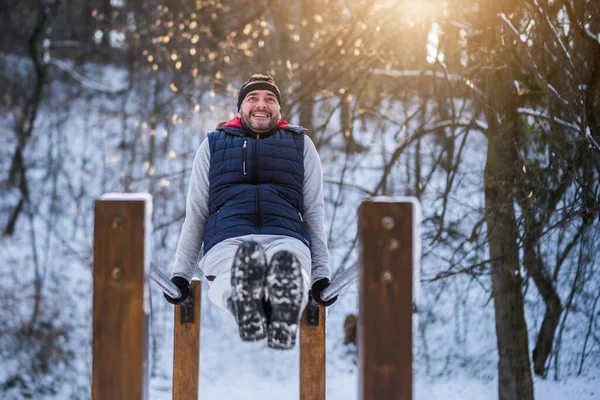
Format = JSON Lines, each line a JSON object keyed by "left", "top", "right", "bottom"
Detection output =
{"left": 150, "top": 375, "right": 599, "bottom": 400}
{"left": 145, "top": 284, "right": 599, "bottom": 400}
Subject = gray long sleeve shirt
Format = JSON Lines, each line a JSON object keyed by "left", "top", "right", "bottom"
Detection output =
{"left": 171, "top": 134, "right": 330, "bottom": 283}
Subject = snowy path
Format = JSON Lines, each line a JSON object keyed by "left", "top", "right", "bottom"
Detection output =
{"left": 149, "top": 372, "right": 599, "bottom": 399}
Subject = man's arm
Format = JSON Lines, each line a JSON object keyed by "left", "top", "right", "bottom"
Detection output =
{"left": 302, "top": 135, "right": 330, "bottom": 282}
{"left": 171, "top": 138, "right": 211, "bottom": 282}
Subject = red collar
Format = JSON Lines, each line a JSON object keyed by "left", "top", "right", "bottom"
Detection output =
{"left": 220, "top": 116, "right": 290, "bottom": 129}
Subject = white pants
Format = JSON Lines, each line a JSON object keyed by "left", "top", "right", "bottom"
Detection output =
{"left": 195, "top": 234, "right": 312, "bottom": 312}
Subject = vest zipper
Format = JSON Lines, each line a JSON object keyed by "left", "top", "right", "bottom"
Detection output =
{"left": 256, "top": 185, "right": 262, "bottom": 232}
{"left": 298, "top": 211, "right": 304, "bottom": 235}
{"left": 242, "top": 140, "right": 247, "bottom": 175}
{"left": 253, "top": 138, "right": 261, "bottom": 231}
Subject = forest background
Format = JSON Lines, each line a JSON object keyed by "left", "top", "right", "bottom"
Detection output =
{"left": 1, "top": 0, "right": 599, "bottom": 399}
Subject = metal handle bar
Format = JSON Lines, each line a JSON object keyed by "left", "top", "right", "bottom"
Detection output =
{"left": 150, "top": 262, "right": 182, "bottom": 300}
{"left": 319, "top": 262, "right": 359, "bottom": 302}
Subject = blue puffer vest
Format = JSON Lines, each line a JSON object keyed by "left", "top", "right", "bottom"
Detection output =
{"left": 202, "top": 117, "right": 311, "bottom": 254}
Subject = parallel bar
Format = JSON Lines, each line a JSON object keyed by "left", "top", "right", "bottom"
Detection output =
{"left": 359, "top": 200, "right": 414, "bottom": 400}
{"left": 173, "top": 281, "right": 201, "bottom": 400}
{"left": 92, "top": 199, "right": 149, "bottom": 400}
{"left": 299, "top": 303, "right": 326, "bottom": 400}
{"left": 150, "top": 262, "right": 181, "bottom": 300}
{"left": 320, "top": 262, "right": 359, "bottom": 302}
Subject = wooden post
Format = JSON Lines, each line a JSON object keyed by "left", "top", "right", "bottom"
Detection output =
{"left": 299, "top": 303, "right": 326, "bottom": 400}
{"left": 173, "top": 281, "right": 202, "bottom": 400}
{"left": 358, "top": 200, "right": 415, "bottom": 400}
{"left": 93, "top": 197, "right": 151, "bottom": 400}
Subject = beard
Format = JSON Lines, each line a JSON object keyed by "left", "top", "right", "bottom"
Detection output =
{"left": 240, "top": 108, "right": 280, "bottom": 134}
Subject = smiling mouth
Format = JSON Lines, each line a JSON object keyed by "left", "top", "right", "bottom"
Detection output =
{"left": 252, "top": 112, "right": 270, "bottom": 118}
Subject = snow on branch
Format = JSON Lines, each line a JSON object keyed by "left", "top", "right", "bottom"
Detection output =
{"left": 49, "top": 59, "right": 127, "bottom": 94}
{"left": 583, "top": 26, "right": 600, "bottom": 46}
{"left": 371, "top": 68, "right": 485, "bottom": 99}
{"left": 559, "top": 0, "right": 600, "bottom": 48}
{"left": 423, "top": 118, "right": 488, "bottom": 133}
{"left": 518, "top": 108, "right": 599, "bottom": 151}
{"left": 517, "top": 107, "right": 578, "bottom": 130}
{"left": 547, "top": 84, "right": 569, "bottom": 105}
{"left": 532, "top": 0, "right": 575, "bottom": 71}
{"left": 498, "top": 13, "right": 520, "bottom": 37}
{"left": 498, "top": 12, "right": 541, "bottom": 83}
{"left": 449, "top": 20, "right": 476, "bottom": 32}
{"left": 498, "top": 13, "right": 569, "bottom": 106}
{"left": 585, "top": 126, "right": 600, "bottom": 152}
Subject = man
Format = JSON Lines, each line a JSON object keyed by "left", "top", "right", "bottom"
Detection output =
{"left": 164, "top": 74, "right": 336, "bottom": 350}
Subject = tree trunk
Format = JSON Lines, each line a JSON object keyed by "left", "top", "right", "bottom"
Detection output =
{"left": 5, "top": 1, "right": 49, "bottom": 236}
{"left": 298, "top": 0, "right": 316, "bottom": 137}
{"left": 484, "top": 112, "right": 534, "bottom": 400}
{"left": 523, "top": 235, "right": 563, "bottom": 376}
{"left": 483, "top": 1, "right": 534, "bottom": 399}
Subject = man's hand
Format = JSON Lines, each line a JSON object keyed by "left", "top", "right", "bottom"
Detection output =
{"left": 163, "top": 276, "right": 191, "bottom": 305}
{"left": 311, "top": 278, "right": 337, "bottom": 307}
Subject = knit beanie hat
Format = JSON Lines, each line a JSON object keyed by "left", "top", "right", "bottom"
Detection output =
{"left": 237, "top": 78, "right": 281, "bottom": 111}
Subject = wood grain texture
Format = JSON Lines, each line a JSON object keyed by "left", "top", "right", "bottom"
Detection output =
{"left": 359, "top": 201, "right": 413, "bottom": 400}
{"left": 173, "top": 281, "right": 201, "bottom": 400}
{"left": 300, "top": 305, "right": 327, "bottom": 400}
{"left": 92, "top": 200, "right": 148, "bottom": 400}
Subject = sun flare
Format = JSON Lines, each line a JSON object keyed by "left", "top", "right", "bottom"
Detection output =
{"left": 374, "top": 0, "right": 449, "bottom": 24}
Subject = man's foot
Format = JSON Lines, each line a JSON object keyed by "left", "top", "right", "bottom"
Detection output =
{"left": 230, "top": 241, "right": 268, "bottom": 341}
{"left": 265, "top": 251, "right": 304, "bottom": 350}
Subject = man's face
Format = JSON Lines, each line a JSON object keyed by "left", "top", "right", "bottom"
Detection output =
{"left": 238, "top": 89, "right": 281, "bottom": 134}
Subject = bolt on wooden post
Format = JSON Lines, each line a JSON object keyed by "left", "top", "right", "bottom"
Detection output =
{"left": 358, "top": 199, "right": 416, "bottom": 400}
{"left": 93, "top": 195, "right": 152, "bottom": 400}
